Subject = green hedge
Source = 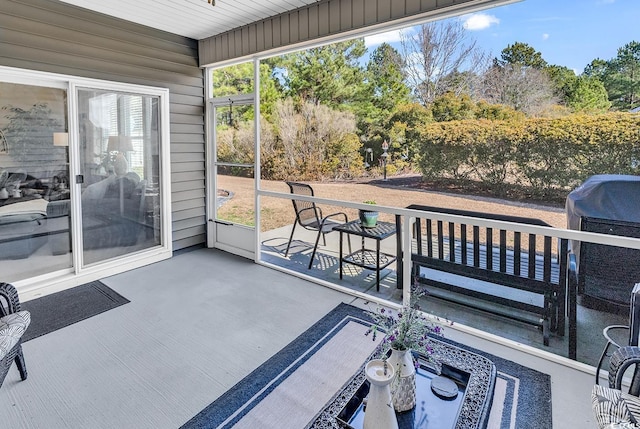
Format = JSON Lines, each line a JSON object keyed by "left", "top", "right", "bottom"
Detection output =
{"left": 416, "top": 113, "right": 640, "bottom": 194}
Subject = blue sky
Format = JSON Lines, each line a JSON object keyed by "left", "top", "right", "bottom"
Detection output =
{"left": 364, "top": 0, "right": 639, "bottom": 74}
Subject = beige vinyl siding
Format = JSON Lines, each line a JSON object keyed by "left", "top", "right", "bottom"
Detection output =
{"left": 0, "top": 0, "right": 206, "bottom": 250}
{"left": 199, "top": 0, "right": 509, "bottom": 66}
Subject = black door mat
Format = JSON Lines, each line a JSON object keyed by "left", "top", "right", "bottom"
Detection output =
{"left": 21, "top": 280, "right": 130, "bottom": 342}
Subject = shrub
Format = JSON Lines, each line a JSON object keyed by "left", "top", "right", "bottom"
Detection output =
{"left": 323, "top": 132, "right": 365, "bottom": 179}
{"left": 514, "top": 117, "right": 581, "bottom": 191}
{"left": 430, "top": 92, "right": 476, "bottom": 122}
{"left": 474, "top": 100, "right": 524, "bottom": 121}
{"left": 415, "top": 121, "right": 476, "bottom": 180}
{"left": 386, "top": 103, "right": 433, "bottom": 160}
{"left": 416, "top": 112, "right": 640, "bottom": 195}
{"left": 261, "top": 98, "right": 361, "bottom": 181}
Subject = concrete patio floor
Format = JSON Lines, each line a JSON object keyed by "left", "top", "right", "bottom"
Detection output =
{"left": 1, "top": 248, "right": 598, "bottom": 428}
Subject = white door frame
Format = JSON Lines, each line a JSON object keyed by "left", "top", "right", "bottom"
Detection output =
{"left": 206, "top": 91, "right": 257, "bottom": 259}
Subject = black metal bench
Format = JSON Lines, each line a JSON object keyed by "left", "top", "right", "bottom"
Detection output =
{"left": 407, "top": 204, "right": 569, "bottom": 347}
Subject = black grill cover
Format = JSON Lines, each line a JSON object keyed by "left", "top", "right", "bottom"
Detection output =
{"left": 566, "top": 174, "right": 640, "bottom": 232}
{"left": 566, "top": 175, "right": 640, "bottom": 308}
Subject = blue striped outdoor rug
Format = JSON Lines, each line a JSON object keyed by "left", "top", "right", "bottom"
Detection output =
{"left": 182, "top": 302, "right": 552, "bottom": 429}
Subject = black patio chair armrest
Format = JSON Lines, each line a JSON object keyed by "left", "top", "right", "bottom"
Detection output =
{"left": 320, "top": 211, "right": 349, "bottom": 226}
{"left": 603, "top": 325, "right": 631, "bottom": 349}
{"left": 0, "top": 283, "right": 22, "bottom": 317}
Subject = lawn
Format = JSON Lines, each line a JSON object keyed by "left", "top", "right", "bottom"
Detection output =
{"left": 216, "top": 174, "right": 567, "bottom": 232}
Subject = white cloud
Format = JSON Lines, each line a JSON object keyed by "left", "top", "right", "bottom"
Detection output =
{"left": 462, "top": 13, "right": 500, "bottom": 31}
{"left": 542, "top": 33, "right": 550, "bottom": 40}
{"left": 364, "top": 30, "right": 403, "bottom": 47}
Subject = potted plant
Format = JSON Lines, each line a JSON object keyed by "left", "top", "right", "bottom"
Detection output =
{"left": 364, "top": 282, "right": 445, "bottom": 411}
{"left": 359, "top": 200, "right": 378, "bottom": 228}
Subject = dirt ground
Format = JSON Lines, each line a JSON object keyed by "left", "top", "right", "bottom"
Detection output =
{"left": 217, "top": 174, "right": 567, "bottom": 232}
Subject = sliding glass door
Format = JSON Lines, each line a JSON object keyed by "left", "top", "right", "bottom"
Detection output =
{"left": 0, "top": 67, "right": 170, "bottom": 286}
{"left": 0, "top": 81, "right": 72, "bottom": 281}
{"left": 77, "top": 88, "right": 162, "bottom": 266}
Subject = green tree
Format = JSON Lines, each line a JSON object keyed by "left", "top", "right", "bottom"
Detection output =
{"left": 495, "top": 42, "right": 548, "bottom": 69}
{"left": 583, "top": 58, "right": 608, "bottom": 81}
{"left": 276, "top": 39, "right": 368, "bottom": 108}
{"left": 607, "top": 41, "right": 640, "bottom": 110}
{"left": 212, "top": 62, "right": 254, "bottom": 97}
{"left": 546, "top": 65, "right": 577, "bottom": 102}
{"left": 545, "top": 65, "right": 610, "bottom": 112}
{"left": 566, "top": 76, "right": 611, "bottom": 113}
{"left": 584, "top": 42, "right": 640, "bottom": 111}
{"left": 366, "top": 43, "right": 410, "bottom": 115}
{"left": 259, "top": 63, "right": 284, "bottom": 121}
{"left": 212, "top": 62, "right": 281, "bottom": 121}
{"left": 359, "top": 43, "right": 411, "bottom": 141}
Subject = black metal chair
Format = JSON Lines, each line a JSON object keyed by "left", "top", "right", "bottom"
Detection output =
{"left": 0, "top": 282, "right": 29, "bottom": 388}
{"left": 285, "top": 182, "right": 350, "bottom": 269}
{"left": 595, "top": 283, "right": 640, "bottom": 389}
{"left": 591, "top": 346, "right": 640, "bottom": 428}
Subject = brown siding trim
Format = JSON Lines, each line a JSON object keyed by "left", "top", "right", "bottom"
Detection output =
{"left": 198, "top": 0, "right": 506, "bottom": 66}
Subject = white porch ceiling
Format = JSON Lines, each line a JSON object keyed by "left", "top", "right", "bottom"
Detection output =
{"left": 57, "top": 0, "right": 320, "bottom": 40}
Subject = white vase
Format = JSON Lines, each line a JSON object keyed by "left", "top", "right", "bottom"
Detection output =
{"left": 387, "top": 346, "right": 417, "bottom": 412}
{"left": 363, "top": 359, "right": 398, "bottom": 429}
{"left": 0, "top": 188, "right": 7, "bottom": 199}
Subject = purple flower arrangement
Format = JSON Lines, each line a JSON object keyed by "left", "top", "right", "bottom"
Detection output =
{"left": 364, "top": 281, "right": 447, "bottom": 358}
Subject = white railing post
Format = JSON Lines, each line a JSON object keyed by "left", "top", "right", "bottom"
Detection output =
{"left": 403, "top": 213, "right": 413, "bottom": 307}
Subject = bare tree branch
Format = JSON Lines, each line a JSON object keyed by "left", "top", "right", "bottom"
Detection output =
{"left": 479, "top": 64, "right": 558, "bottom": 116}
{"left": 401, "top": 21, "right": 489, "bottom": 105}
